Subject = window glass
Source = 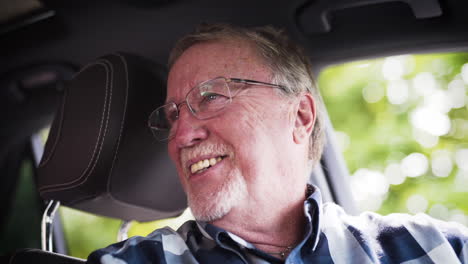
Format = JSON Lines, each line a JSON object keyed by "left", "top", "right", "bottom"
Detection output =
{"left": 318, "top": 53, "right": 468, "bottom": 225}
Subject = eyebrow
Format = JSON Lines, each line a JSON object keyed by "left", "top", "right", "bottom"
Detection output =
{"left": 165, "top": 78, "right": 200, "bottom": 104}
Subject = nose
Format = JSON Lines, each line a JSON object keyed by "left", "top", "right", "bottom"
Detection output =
{"left": 171, "top": 106, "right": 208, "bottom": 148}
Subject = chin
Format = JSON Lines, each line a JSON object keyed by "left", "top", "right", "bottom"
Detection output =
{"left": 187, "top": 170, "right": 248, "bottom": 222}
{"left": 189, "top": 199, "right": 231, "bottom": 222}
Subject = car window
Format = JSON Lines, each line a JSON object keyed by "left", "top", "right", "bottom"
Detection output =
{"left": 318, "top": 52, "right": 468, "bottom": 224}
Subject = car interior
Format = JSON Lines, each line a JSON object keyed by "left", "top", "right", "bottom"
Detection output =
{"left": 1, "top": 0, "right": 468, "bottom": 263}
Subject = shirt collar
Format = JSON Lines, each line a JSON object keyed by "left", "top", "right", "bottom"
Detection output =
{"left": 304, "top": 184, "right": 323, "bottom": 251}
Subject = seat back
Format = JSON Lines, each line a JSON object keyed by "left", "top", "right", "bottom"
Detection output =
{"left": 36, "top": 53, "right": 187, "bottom": 221}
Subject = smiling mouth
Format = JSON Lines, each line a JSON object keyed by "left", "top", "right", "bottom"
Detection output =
{"left": 190, "top": 155, "right": 227, "bottom": 174}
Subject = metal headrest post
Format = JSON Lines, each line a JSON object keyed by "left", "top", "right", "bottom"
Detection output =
{"left": 117, "top": 220, "right": 132, "bottom": 242}
{"left": 41, "top": 199, "right": 60, "bottom": 252}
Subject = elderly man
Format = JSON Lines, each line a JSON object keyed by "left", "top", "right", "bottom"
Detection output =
{"left": 88, "top": 24, "right": 467, "bottom": 264}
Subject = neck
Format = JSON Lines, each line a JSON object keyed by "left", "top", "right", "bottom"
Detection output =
{"left": 210, "top": 190, "right": 307, "bottom": 252}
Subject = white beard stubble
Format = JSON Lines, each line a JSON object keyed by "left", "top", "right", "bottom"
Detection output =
{"left": 187, "top": 167, "right": 248, "bottom": 222}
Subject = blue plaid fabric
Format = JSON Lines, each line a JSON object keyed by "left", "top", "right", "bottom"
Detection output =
{"left": 87, "top": 187, "right": 468, "bottom": 264}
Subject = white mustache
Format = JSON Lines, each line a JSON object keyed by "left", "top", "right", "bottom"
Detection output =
{"left": 180, "top": 142, "right": 231, "bottom": 167}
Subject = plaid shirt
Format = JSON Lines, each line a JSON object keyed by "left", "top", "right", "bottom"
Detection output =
{"left": 87, "top": 187, "right": 468, "bottom": 264}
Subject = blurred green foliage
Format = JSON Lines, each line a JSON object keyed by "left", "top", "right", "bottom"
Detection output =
{"left": 318, "top": 53, "right": 468, "bottom": 216}
{"left": 61, "top": 53, "right": 468, "bottom": 259}
{"left": 60, "top": 207, "right": 120, "bottom": 258}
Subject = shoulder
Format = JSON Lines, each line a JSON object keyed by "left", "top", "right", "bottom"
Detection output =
{"left": 86, "top": 222, "right": 198, "bottom": 264}
{"left": 321, "top": 203, "right": 468, "bottom": 262}
{"left": 322, "top": 202, "right": 468, "bottom": 236}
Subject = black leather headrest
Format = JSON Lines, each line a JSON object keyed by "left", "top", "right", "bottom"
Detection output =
{"left": 37, "top": 53, "right": 187, "bottom": 221}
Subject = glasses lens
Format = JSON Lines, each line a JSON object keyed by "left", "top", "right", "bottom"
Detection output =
{"left": 187, "top": 77, "right": 232, "bottom": 119}
{"left": 148, "top": 103, "right": 177, "bottom": 141}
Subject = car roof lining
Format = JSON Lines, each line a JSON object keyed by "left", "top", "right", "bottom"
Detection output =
{"left": 2, "top": 0, "right": 468, "bottom": 74}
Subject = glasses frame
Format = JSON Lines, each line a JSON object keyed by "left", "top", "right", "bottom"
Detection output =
{"left": 148, "top": 76, "right": 287, "bottom": 140}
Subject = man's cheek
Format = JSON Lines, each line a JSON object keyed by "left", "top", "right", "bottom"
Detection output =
{"left": 237, "top": 111, "right": 269, "bottom": 134}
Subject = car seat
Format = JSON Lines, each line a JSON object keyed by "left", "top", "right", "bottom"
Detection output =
{"left": 1, "top": 52, "right": 187, "bottom": 263}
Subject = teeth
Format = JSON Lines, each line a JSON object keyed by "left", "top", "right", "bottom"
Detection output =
{"left": 190, "top": 164, "right": 197, "bottom": 174}
{"left": 190, "top": 156, "right": 224, "bottom": 174}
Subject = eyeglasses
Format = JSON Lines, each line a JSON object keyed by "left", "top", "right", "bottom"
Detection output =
{"left": 148, "top": 76, "right": 286, "bottom": 141}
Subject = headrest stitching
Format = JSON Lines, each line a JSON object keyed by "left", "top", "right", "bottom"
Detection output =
{"left": 39, "top": 61, "right": 112, "bottom": 192}
{"left": 106, "top": 53, "right": 129, "bottom": 199}
{"left": 80, "top": 58, "right": 115, "bottom": 186}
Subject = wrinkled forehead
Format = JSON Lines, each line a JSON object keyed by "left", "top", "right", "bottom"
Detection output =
{"left": 166, "top": 39, "right": 272, "bottom": 102}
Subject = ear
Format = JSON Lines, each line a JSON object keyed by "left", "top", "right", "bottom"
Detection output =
{"left": 293, "top": 93, "right": 316, "bottom": 144}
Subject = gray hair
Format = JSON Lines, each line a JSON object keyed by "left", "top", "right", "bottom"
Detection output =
{"left": 168, "top": 23, "right": 326, "bottom": 166}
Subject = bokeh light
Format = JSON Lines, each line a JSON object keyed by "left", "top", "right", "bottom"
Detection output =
{"left": 450, "top": 210, "right": 468, "bottom": 226}
{"left": 401, "top": 153, "right": 429, "bottom": 178}
{"left": 386, "top": 80, "right": 409, "bottom": 105}
{"left": 447, "top": 79, "right": 467, "bottom": 109}
{"left": 351, "top": 168, "right": 389, "bottom": 211}
{"left": 424, "top": 89, "right": 451, "bottom": 113}
{"left": 410, "top": 107, "right": 451, "bottom": 136}
{"left": 384, "top": 163, "right": 406, "bottom": 185}
{"left": 455, "top": 148, "right": 468, "bottom": 171}
{"left": 431, "top": 150, "right": 453, "bottom": 178}
{"left": 406, "top": 194, "right": 429, "bottom": 214}
{"left": 334, "top": 131, "right": 351, "bottom": 152}
{"left": 431, "top": 58, "right": 453, "bottom": 77}
{"left": 362, "top": 82, "right": 385, "bottom": 103}
{"left": 461, "top": 63, "right": 468, "bottom": 84}
{"left": 382, "top": 57, "right": 405, "bottom": 80}
{"left": 412, "top": 128, "right": 439, "bottom": 148}
{"left": 428, "top": 203, "right": 450, "bottom": 220}
{"left": 454, "top": 170, "right": 468, "bottom": 192}
{"left": 412, "top": 72, "right": 437, "bottom": 97}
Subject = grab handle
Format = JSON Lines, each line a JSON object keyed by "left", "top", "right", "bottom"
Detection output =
{"left": 297, "top": 0, "right": 442, "bottom": 33}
